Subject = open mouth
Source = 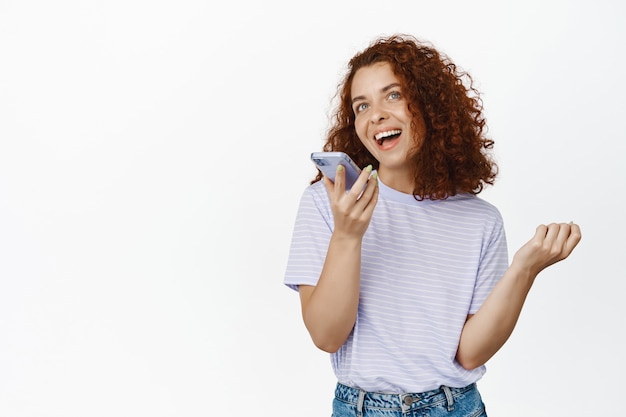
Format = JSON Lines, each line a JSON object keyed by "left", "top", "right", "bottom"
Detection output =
{"left": 374, "top": 129, "right": 402, "bottom": 146}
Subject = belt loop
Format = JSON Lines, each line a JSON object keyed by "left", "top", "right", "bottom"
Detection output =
{"left": 356, "top": 389, "right": 366, "bottom": 417}
{"left": 442, "top": 386, "right": 454, "bottom": 412}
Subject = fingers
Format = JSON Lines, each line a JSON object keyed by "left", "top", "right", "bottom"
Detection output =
{"left": 322, "top": 164, "right": 346, "bottom": 198}
{"left": 334, "top": 164, "right": 346, "bottom": 196}
{"left": 506, "top": 221, "right": 582, "bottom": 277}
{"left": 361, "top": 174, "right": 379, "bottom": 216}
{"left": 325, "top": 164, "right": 376, "bottom": 203}
{"left": 323, "top": 164, "right": 350, "bottom": 198}
{"left": 323, "top": 175, "right": 334, "bottom": 194}
{"left": 322, "top": 164, "right": 378, "bottom": 238}
{"left": 534, "top": 221, "right": 582, "bottom": 263}
{"left": 534, "top": 224, "right": 548, "bottom": 240}
{"left": 564, "top": 222, "right": 582, "bottom": 254}
{"left": 354, "top": 170, "right": 379, "bottom": 212}
{"left": 346, "top": 165, "right": 373, "bottom": 199}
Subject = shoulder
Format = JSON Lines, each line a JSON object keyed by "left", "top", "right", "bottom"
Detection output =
{"left": 304, "top": 180, "right": 327, "bottom": 197}
{"left": 447, "top": 193, "right": 503, "bottom": 221}
{"left": 299, "top": 180, "right": 329, "bottom": 208}
{"left": 429, "top": 194, "right": 505, "bottom": 241}
{"left": 294, "top": 181, "right": 332, "bottom": 221}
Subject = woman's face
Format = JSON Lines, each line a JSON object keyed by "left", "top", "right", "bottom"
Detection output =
{"left": 350, "top": 62, "right": 425, "bottom": 183}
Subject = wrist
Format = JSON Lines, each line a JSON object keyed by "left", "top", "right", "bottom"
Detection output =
{"left": 507, "top": 261, "right": 538, "bottom": 286}
{"left": 330, "top": 230, "right": 363, "bottom": 244}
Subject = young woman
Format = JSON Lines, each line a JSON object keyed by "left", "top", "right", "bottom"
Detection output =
{"left": 284, "top": 34, "right": 581, "bottom": 416}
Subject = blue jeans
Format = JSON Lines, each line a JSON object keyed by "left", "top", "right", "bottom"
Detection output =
{"left": 332, "top": 382, "right": 487, "bottom": 417}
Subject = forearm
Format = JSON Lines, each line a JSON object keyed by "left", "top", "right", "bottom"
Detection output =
{"left": 456, "top": 264, "right": 536, "bottom": 369}
{"left": 302, "top": 233, "right": 362, "bottom": 352}
{"left": 456, "top": 222, "right": 582, "bottom": 370}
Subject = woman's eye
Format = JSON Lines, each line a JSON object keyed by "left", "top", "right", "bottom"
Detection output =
{"left": 389, "top": 91, "right": 401, "bottom": 100}
{"left": 355, "top": 103, "right": 368, "bottom": 113}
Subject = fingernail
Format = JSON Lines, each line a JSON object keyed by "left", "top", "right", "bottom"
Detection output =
{"left": 337, "top": 165, "right": 344, "bottom": 172}
{"left": 365, "top": 165, "right": 372, "bottom": 172}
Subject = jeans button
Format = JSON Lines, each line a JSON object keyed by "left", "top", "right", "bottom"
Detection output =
{"left": 404, "top": 396, "right": 413, "bottom": 406}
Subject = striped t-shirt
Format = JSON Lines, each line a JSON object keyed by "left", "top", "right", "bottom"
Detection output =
{"left": 284, "top": 179, "right": 509, "bottom": 393}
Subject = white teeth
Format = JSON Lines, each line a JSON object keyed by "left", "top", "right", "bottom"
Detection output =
{"left": 374, "top": 130, "right": 401, "bottom": 140}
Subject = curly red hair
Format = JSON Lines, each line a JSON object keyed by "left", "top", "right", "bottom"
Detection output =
{"left": 313, "top": 34, "right": 498, "bottom": 200}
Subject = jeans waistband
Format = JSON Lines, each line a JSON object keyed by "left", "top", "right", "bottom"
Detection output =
{"left": 334, "top": 382, "right": 476, "bottom": 414}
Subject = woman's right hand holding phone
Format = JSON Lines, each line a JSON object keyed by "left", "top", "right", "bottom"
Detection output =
{"left": 323, "top": 164, "right": 379, "bottom": 240}
{"left": 300, "top": 164, "right": 379, "bottom": 353}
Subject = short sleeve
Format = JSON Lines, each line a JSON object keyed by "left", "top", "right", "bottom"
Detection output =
{"left": 469, "top": 212, "right": 509, "bottom": 314}
{"left": 283, "top": 182, "right": 334, "bottom": 291}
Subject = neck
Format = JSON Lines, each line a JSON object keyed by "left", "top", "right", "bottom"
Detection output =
{"left": 377, "top": 168, "right": 414, "bottom": 194}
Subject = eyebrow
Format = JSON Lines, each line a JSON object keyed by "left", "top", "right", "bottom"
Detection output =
{"left": 351, "top": 83, "right": 402, "bottom": 104}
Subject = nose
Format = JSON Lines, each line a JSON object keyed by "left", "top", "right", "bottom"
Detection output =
{"left": 369, "top": 104, "right": 388, "bottom": 124}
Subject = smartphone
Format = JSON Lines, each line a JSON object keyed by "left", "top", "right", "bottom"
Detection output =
{"left": 311, "top": 151, "right": 362, "bottom": 190}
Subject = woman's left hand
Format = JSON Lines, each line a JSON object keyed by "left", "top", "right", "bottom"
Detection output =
{"left": 511, "top": 222, "right": 582, "bottom": 278}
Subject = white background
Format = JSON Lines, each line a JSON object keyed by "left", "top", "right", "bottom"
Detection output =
{"left": 1, "top": 1, "right": 624, "bottom": 416}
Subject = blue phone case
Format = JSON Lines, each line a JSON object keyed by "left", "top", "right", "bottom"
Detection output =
{"left": 311, "top": 152, "right": 362, "bottom": 190}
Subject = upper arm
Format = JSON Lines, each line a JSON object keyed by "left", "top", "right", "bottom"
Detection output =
{"left": 298, "top": 285, "right": 315, "bottom": 318}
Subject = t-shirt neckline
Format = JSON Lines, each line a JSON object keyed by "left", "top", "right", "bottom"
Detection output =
{"left": 377, "top": 176, "right": 469, "bottom": 205}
